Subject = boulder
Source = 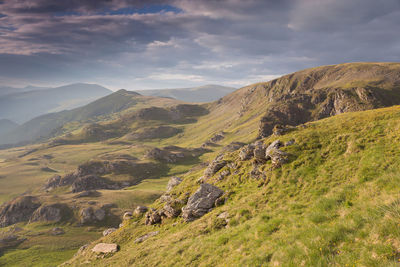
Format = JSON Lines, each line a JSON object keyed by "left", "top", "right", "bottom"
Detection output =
{"left": 92, "top": 243, "right": 118, "bottom": 254}
{"left": 145, "top": 209, "right": 162, "bottom": 225}
{"left": 204, "top": 155, "right": 227, "bottom": 178}
{"left": 134, "top": 231, "right": 159, "bottom": 243}
{"left": 265, "top": 140, "right": 283, "bottom": 156}
{"left": 0, "top": 196, "right": 41, "bottom": 227}
{"left": 239, "top": 144, "right": 255, "bottom": 160}
{"left": 266, "top": 148, "right": 289, "bottom": 168}
{"left": 29, "top": 204, "right": 67, "bottom": 223}
{"left": 123, "top": 211, "right": 133, "bottom": 220}
{"left": 161, "top": 199, "right": 183, "bottom": 218}
{"left": 134, "top": 206, "right": 148, "bottom": 216}
{"left": 182, "top": 183, "right": 224, "bottom": 222}
{"left": 103, "top": 228, "right": 117, "bottom": 237}
{"left": 166, "top": 176, "right": 182, "bottom": 192}
{"left": 210, "top": 132, "right": 224, "bottom": 143}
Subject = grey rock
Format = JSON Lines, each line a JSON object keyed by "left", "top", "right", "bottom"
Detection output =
{"left": 166, "top": 176, "right": 182, "bottom": 192}
{"left": 253, "top": 141, "right": 267, "bottom": 161}
{"left": 267, "top": 148, "right": 289, "bottom": 168}
{"left": 43, "top": 175, "right": 61, "bottom": 191}
{"left": 134, "top": 206, "right": 148, "bottom": 216}
{"left": 94, "top": 208, "right": 106, "bottom": 221}
{"left": 123, "top": 211, "right": 133, "bottom": 220}
{"left": 79, "top": 207, "right": 106, "bottom": 224}
{"left": 265, "top": 140, "right": 283, "bottom": 157}
{"left": 92, "top": 243, "right": 118, "bottom": 254}
{"left": 29, "top": 204, "right": 66, "bottom": 223}
{"left": 134, "top": 231, "right": 159, "bottom": 243}
{"left": 182, "top": 183, "right": 224, "bottom": 222}
{"left": 71, "top": 175, "right": 109, "bottom": 193}
{"left": 204, "top": 155, "right": 227, "bottom": 178}
{"left": 103, "top": 228, "right": 117, "bottom": 236}
{"left": 145, "top": 209, "right": 162, "bottom": 225}
{"left": 239, "top": 144, "right": 255, "bottom": 160}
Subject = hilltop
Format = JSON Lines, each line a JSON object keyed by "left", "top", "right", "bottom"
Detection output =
{"left": 0, "top": 62, "right": 400, "bottom": 266}
{"left": 135, "top": 85, "right": 237, "bottom": 103}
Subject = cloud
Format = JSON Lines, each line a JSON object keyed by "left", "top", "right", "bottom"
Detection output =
{"left": 0, "top": 0, "right": 399, "bottom": 89}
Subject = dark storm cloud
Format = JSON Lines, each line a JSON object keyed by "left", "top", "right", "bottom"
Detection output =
{"left": 0, "top": 0, "right": 399, "bottom": 89}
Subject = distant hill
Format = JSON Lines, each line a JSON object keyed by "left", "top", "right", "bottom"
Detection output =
{"left": 0, "top": 119, "right": 18, "bottom": 135}
{"left": 0, "top": 85, "right": 50, "bottom": 97}
{"left": 0, "top": 90, "right": 182, "bottom": 146}
{"left": 0, "top": 83, "right": 112, "bottom": 123}
{"left": 135, "top": 84, "right": 236, "bottom": 102}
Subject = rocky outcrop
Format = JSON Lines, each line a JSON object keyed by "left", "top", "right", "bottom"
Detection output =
{"left": 253, "top": 141, "right": 267, "bottom": 162}
{"left": 204, "top": 155, "right": 227, "bottom": 178}
{"left": 134, "top": 231, "right": 159, "bottom": 243}
{"left": 145, "top": 209, "right": 162, "bottom": 225}
{"left": 161, "top": 199, "right": 184, "bottom": 219}
{"left": 29, "top": 203, "right": 68, "bottom": 223}
{"left": 239, "top": 144, "right": 255, "bottom": 160}
{"left": 182, "top": 183, "right": 224, "bottom": 222}
{"left": 92, "top": 243, "right": 119, "bottom": 254}
{"left": 123, "top": 211, "right": 133, "bottom": 220}
{"left": 166, "top": 176, "right": 182, "bottom": 192}
{"left": 266, "top": 148, "right": 289, "bottom": 168}
{"left": 43, "top": 175, "right": 61, "bottom": 191}
{"left": 0, "top": 196, "right": 41, "bottom": 227}
{"left": 134, "top": 206, "right": 148, "bottom": 216}
{"left": 145, "top": 146, "right": 205, "bottom": 163}
{"left": 79, "top": 207, "right": 106, "bottom": 224}
{"left": 272, "top": 124, "right": 295, "bottom": 136}
{"left": 71, "top": 175, "right": 110, "bottom": 193}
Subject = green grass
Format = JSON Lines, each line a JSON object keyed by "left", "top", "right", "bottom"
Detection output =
{"left": 66, "top": 105, "right": 400, "bottom": 267}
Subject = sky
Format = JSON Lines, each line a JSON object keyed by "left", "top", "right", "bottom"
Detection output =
{"left": 0, "top": 0, "right": 400, "bottom": 90}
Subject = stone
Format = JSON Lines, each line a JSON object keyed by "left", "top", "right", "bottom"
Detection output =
{"left": 161, "top": 200, "right": 183, "bottom": 218}
{"left": 79, "top": 207, "right": 106, "bottom": 224}
{"left": 267, "top": 148, "right": 289, "bottom": 168}
{"left": 204, "top": 155, "right": 227, "bottom": 178}
{"left": 253, "top": 141, "right": 267, "bottom": 161}
{"left": 239, "top": 144, "right": 255, "bottom": 160}
{"left": 103, "top": 228, "right": 117, "bottom": 236}
{"left": 217, "top": 170, "right": 230, "bottom": 181}
{"left": 145, "top": 209, "right": 162, "bottom": 225}
{"left": 43, "top": 175, "right": 61, "bottom": 191}
{"left": 134, "top": 231, "right": 159, "bottom": 243}
{"left": 0, "top": 196, "right": 41, "bottom": 227}
{"left": 29, "top": 204, "right": 66, "bottom": 223}
{"left": 75, "top": 244, "right": 89, "bottom": 256}
{"left": 166, "top": 176, "right": 182, "bottom": 192}
{"left": 92, "top": 243, "right": 118, "bottom": 254}
{"left": 134, "top": 206, "right": 148, "bottom": 216}
{"left": 123, "top": 211, "right": 133, "bottom": 220}
{"left": 182, "top": 183, "right": 224, "bottom": 222}
{"left": 265, "top": 140, "right": 283, "bottom": 157}
{"left": 272, "top": 124, "right": 294, "bottom": 136}
{"left": 94, "top": 208, "right": 106, "bottom": 221}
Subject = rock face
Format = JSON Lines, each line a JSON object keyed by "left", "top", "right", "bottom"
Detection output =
{"left": 134, "top": 231, "right": 159, "bottom": 243}
{"left": 29, "top": 204, "right": 67, "bottom": 223}
{"left": 161, "top": 199, "right": 184, "bottom": 219}
{"left": 145, "top": 209, "right": 162, "bottom": 225}
{"left": 71, "top": 175, "right": 110, "bottom": 193}
{"left": 0, "top": 196, "right": 41, "bottom": 227}
{"left": 43, "top": 175, "right": 61, "bottom": 191}
{"left": 145, "top": 146, "right": 204, "bottom": 163}
{"left": 265, "top": 140, "right": 283, "bottom": 155}
{"left": 79, "top": 207, "right": 106, "bottom": 224}
{"left": 166, "top": 176, "right": 182, "bottom": 192}
{"left": 92, "top": 243, "right": 118, "bottom": 254}
{"left": 204, "top": 155, "right": 227, "bottom": 178}
{"left": 182, "top": 183, "right": 224, "bottom": 222}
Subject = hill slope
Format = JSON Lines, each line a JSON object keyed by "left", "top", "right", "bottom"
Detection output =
{"left": 0, "top": 90, "right": 183, "bottom": 145}
{"left": 66, "top": 105, "right": 400, "bottom": 267}
{"left": 0, "top": 83, "right": 112, "bottom": 123}
{"left": 0, "top": 119, "right": 18, "bottom": 136}
{"left": 135, "top": 85, "right": 236, "bottom": 102}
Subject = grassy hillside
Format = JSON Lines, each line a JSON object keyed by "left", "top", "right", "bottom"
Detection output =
{"left": 66, "top": 105, "right": 400, "bottom": 267}
{"left": 136, "top": 85, "right": 237, "bottom": 103}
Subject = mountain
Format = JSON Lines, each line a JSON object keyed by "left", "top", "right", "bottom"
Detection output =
{"left": 0, "top": 83, "right": 112, "bottom": 123}
{"left": 135, "top": 85, "right": 237, "bottom": 102}
{"left": 1, "top": 62, "right": 400, "bottom": 266}
{"left": 0, "top": 85, "right": 50, "bottom": 97}
{"left": 0, "top": 119, "right": 18, "bottom": 135}
{"left": 0, "top": 89, "right": 183, "bottom": 145}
